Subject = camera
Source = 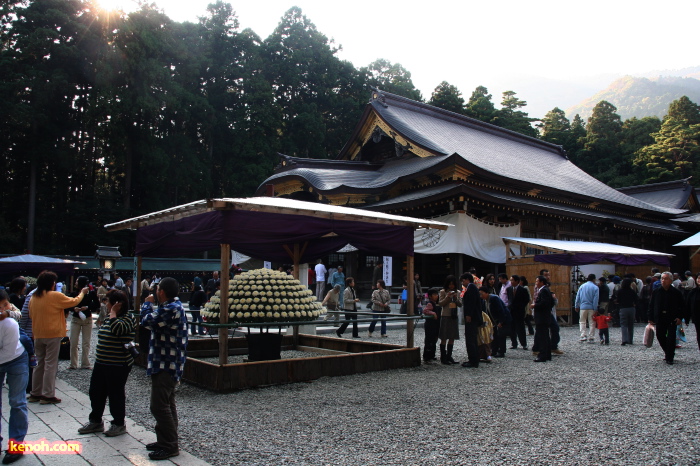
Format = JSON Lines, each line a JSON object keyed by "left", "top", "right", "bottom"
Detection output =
{"left": 124, "top": 341, "right": 140, "bottom": 359}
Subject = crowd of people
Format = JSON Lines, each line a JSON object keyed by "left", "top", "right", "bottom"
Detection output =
{"left": 420, "top": 269, "right": 565, "bottom": 366}
{"left": 0, "top": 272, "right": 188, "bottom": 463}
{"left": 575, "top": 268, "right": 698, "bottom": 365}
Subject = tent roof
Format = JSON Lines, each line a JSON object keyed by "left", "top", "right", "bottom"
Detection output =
{"left": 105, "top": 197, "right": 452, "bottom": 262}
{"left": 674, "top": 231, "right": 700, "bottom": 247}
{"left": 501, "top": 237, "right": 672, "bottom": 256}
{"left": 0, "top": 254, "right": 87, "bottom": 275}
{"left": 501, "top": 237, "right": 672, "bottom": 267}
{"left": 105, "top": 197, "right": 451, "bottom": 232}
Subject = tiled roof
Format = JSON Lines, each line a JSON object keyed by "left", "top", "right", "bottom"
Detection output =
{"left": 618, "top": 179, "right": 695, "bottom": 210}
{"left": 365, "top": 183, "right": 464, "bottom": 208}
{"left": 367, "top": 91, "right": 685, "bottom": 216}
{"left": 263, "top": 153, "right": 451, "bottom": 192}
{"left": 479, "top": 189, "right": 684, "bottom": 234}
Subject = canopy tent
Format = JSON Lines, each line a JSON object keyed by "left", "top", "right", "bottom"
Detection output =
{"left": 502, "top": 237, "right": 672, "bottom": 267}
{"left": 106, "top": 197, "right": 452, "bottom": 361}
{"left": 0, "top": 254, "right": 87, "bottom": 275}
{"left": 674, "top": 231, "right": 700, "bottom": 259}
{"left": 106, "top": 197, "right": 451, "bottom": 263}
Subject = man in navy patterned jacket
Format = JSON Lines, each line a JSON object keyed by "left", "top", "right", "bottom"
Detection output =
{"left": 141, "top": 277, "right": 188, "bottom": 461}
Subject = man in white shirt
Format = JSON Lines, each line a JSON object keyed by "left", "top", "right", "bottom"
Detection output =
{"left": 0, "top": 302, "right": 30, "bottom": 464}
{"left": 314, "top": 260, "right": 327, "bottom": 302}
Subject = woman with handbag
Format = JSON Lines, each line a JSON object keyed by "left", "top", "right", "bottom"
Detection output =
{"left": 368, "top": 280, "right": 390, "bottom": 337}
{"left": 438, "top": 276, "right": 461, "bottom": 364}
{"left": 337, "top": 278, "right": 360, "bottom": 338}
{"left": 78, "top": 289, "right": 136, "bottom": 437}
{"left": 322, "top": 285, "right": 342, "bottom": 325}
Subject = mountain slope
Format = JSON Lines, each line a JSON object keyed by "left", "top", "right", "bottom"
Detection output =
{"left": 566, "top": 75, "right": 700, "bottom": 120}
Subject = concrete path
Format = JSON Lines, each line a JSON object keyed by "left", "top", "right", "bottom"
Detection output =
{"left": 1, "top": 378, "right": 209, "bottom": 466}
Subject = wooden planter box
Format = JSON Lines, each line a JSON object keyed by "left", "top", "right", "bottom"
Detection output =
{"left": 177, "top": 335, "right": 420, "bottom": 392}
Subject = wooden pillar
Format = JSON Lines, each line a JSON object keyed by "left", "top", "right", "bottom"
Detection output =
{"left": 219, "top": 243, "right": 230, "bottom": 365}
{"left": 406, "top": 254, "right": 414, "bottom": 348}
{"left": 283, "top": 242, "right": 307, "bottom": 346}
{"left": 135, "top": 256, "right": 143, "bottom": 310}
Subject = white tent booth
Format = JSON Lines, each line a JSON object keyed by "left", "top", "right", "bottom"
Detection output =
{"left": 502, "top": 237, "right": 673, "bottom": 323}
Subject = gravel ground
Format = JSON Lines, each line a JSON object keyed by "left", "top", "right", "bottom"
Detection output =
{"left": 58, "top": 323, "right": 700, "bottom": 465}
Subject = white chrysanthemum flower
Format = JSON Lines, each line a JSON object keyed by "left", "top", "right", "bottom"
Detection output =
{"left": 246, "top": 298, "right": 252, "bottom": 304}
{"left": 300, "top": 311, "right": 307, "bottom": 317}
{"left": 281, "top": 312, "right": 288, "bottom": 319}
{"left": 253, "top": 297, "right": 260, "bottom": 304}
{"left": 251, "top": 311, "right": 258, "bottom": 318}
{"left": 236, "top": 312, "right": 243, "bottom": 319}
{"left": 229, "top": 312, "right": 234, "bottom": 318}
{"left": 265, "top": 305, "right": 272, "bottom": 312}
{"left": 273, "top": 312, "right": 280, "bottom": 319}
{"left": 295, "top": 311, "right": 301, "bottom": 318}
{"left": 280, "top": 304, "right": 287, "bottom": 311}
{"left": 266, "top": 312, "right": 272, "bottom": 318}
{"left": 273, "top": 305, "right": 279, "bottom": 311}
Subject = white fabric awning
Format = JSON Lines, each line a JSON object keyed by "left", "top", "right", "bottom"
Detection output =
{"left": 501, "top": 237, "right": 673, "bottom": 257}
{"left": 414, "top": 213, "right": 521, "bottom": 263}
{"left": 674, "top": 232, "right": 700, "bottom": 247}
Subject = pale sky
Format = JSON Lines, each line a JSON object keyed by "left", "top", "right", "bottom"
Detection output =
{"left": 98, "top": 0, "right": 698, "bottom": 115}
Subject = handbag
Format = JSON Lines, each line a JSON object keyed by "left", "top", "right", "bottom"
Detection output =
{"left": 59, "top": 336, "right": 70, "bottom": 360}
{"left": 643, "top": 323, "right": 655, "bottom": 348}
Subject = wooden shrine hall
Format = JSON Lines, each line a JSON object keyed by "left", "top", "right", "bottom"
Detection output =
{"left": 257, "top": 90, "right": 700, "bottom": 289}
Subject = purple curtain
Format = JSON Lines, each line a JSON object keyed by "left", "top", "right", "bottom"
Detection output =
{"left": 534, "top": 253, "right": 670, "bottom": 267}
{"left": 135, "top": 210, "right": 415, "bottom": 261}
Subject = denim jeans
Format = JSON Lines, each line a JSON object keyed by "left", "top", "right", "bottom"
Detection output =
{"left": 368, "top": 311, "right": 386, "bottom": 335}
{"left": 619, "top": 307, "right": 636, "bottom": 344}
{"left": 0, "top": 351, "right": 29, "bottom": 445}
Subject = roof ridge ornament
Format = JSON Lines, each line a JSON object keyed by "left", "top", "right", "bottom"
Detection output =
{"left": 371, "top": 88, "right": 388, "bottom": 108}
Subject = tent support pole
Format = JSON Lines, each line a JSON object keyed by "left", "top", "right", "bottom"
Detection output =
{"left": 690, "top": 247, "right": 700, "bottom": 260}
{"left": 219, "top": 243, "right": 230, "bottom": 365}
{"left": 406, "top": 255, "right": 414, "bottom": 348}
{"left": 135, "top": 256, "right": 143, "bottom": 310}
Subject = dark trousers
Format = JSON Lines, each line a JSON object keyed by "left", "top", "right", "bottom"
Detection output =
{"left": 464, "top": 323, "right": 479, "bottom": 367}
{"left": 599, "top": 328, "right": 609, "bottom": 344}
{"left": 534, "top": 321, "right": 551, "bottom": 360}
{"left": 510, "top": 313, "right": 527, "bottom": 348}
{"left": 656, "top": 320, "right": 678, "bottom": 362}
{"left": 696, "top": 321, "right": 700, "bottom": 352}
{"left": 150, "top": 371, "right": 179, "bottom": 452}
{"left": 492, "top": 325, "right": 508, "bottom": 355}
{"left": 524, "top": 314, "right": 535, "bottom": 334}
{"left": 423, "top": 319, "right": 439, "bottom": 361}
{"left": 89, "top": 362, "right": 132, "bottom": 426}
{"left": 337, "top": 311, "right": 358, "bottom": 337}
{"left": 550, "top": 314, "right": 560, "bottom": 350}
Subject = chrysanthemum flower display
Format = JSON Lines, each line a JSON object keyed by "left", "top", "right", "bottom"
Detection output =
{"left": 201, "top": 268, "right": 325, "bottom": 323}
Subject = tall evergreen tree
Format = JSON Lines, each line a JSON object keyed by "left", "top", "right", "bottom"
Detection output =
{"left": 428, "top": 81, "right": 465, "bottom": 114}
{"left": 573, "top": 101, "right": 624, "bottom": 184}
{"left": 464, "top": 86, "right": 497, "bottom": 124}
{"left": 634, "top": 96, "right": 700, "bottom": 183}
{"left": 363, "top": 58, "right": 422, "bottom": 101}
{"left": 492, "top": 90, "right": 538, "bottom": 138}
{"left": 539, "top": 107, "right": 570, "bottom": 145}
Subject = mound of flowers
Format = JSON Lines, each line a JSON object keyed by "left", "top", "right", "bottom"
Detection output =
{"left": 202, "top": 268, "right": 325, "bottom": 324}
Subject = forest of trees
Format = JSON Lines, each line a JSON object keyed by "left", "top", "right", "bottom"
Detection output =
{"left": 2, "top": 1, "right": 700, "bottom": 256}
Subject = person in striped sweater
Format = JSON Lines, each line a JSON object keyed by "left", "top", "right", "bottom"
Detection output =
{"left": 78, "top": 290, "right": 136, "bottom": 438}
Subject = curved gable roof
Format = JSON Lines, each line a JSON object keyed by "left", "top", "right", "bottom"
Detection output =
{"left": 366, "top": 91, "right": 685, "bottom": 216}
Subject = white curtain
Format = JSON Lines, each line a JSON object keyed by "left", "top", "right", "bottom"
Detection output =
{"left": 414, "top": 212, "right": 520, "bottom": 263}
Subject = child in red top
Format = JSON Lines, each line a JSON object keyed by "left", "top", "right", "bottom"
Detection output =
{"left": 593, "top": 310, "right": 612, "bottom": 345}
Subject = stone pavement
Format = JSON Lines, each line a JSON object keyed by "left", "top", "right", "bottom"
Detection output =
{"left": 1, "top": 378, "right": 209, "bottom": 466}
